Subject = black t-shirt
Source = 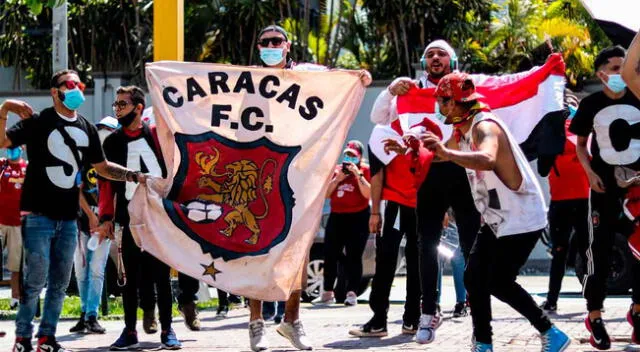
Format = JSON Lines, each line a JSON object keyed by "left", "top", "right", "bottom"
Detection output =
{"left": 569, "top": 90, "right": 640, "bottom": 188}
{"left": 7, "top": 107, "right": 105, "bottom": 220}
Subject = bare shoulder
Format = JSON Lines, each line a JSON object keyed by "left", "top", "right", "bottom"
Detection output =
{"left": 472, "top": 119, "right": 502, "bottom": 142}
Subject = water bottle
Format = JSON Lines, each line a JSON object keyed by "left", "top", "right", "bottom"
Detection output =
{"left": 87, "top": 233, "right": 100, "bottom": 251}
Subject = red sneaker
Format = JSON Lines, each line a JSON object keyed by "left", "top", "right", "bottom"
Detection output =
{"left": 627, "top": 305, "right": 640, "bottom": 344}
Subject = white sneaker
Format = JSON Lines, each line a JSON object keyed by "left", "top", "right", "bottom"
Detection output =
{"left": 249, "top": 319, "right": 269, "bottom": 351}
{"left": 416, "top": 313, "right": 442, "bottom": 344}
{"left": 312, "top": 291, "right": 336, "bottom": 306}
{"left": 344, "top": 291, "right": 358, "bottom": 306}
{"left": 276, "top": 320, "right": 313, "bottom": 350}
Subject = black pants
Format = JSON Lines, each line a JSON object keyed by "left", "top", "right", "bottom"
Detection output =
{"left": 416, "top": 161, "right": 481, "bottom": 314}
{"left": 583, "top": 189, "right": 640, "bottom": 311}
{"left": 368, "top": 201, "right": 421, "bottom": 325}
{"left": 323, "top": 208, "right": 370, "bottom": 293}
{"left": 217, "top": 289, "right": 240, "bottom": 307}
{"left": 465, "top": 226, "right": 552, "bottom": 344}
{"left": 140, "top": 273, "right": 198, "bottom": 310}
{"left": 546, "top": 199, "right": 589, "bottom": 305}
{"left": 177, "top": 273, "right": 199, "bottom": 306}
{"left": 122, "top": 225, "right": 173, "bottom": 331}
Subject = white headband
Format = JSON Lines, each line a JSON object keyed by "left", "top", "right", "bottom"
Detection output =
{"left": 424, "top": 40, "right": 456, "bottom": 59}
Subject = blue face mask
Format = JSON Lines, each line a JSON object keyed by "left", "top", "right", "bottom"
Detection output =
{"left": 605, "top": 74, "right": 627, "bottom": 93}
{"left": 6, "top": 148, "right": 21, "bottom": 161}
{"left": 260, "top": 48, "right": 285, "bottom": 66}
{"left": 343, "top": 155, "right": 359, "bottom": 164}
{"left": 61, "top": 88, "right": 86, "bottom": 110}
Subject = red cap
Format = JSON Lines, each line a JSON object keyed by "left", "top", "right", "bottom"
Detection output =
{"left": 434, "top": 72, "right": 483, "bottom": 102}
{"left": 343, "top": 140, "right": 363, "bottom": 158}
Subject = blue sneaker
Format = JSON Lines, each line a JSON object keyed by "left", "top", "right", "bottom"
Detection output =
{"left": 541, "top": 325, "right": 570, "bottom": 352}
{"left": 110, "top": 328, "right": 139, "bottom": 350}
{"left": 161, "top": 328, "right": 182, "bottom": 350}
{"left": 471, "top": 341, "right": 493, "bottom": 352}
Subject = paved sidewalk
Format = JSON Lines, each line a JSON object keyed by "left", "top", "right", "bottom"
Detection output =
{"left": 1, "top": 276, "right": 639, "bottom": 351}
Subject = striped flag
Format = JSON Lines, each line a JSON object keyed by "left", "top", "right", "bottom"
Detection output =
{"left": 369, "top": 53, "right": 566, "bottom": 172}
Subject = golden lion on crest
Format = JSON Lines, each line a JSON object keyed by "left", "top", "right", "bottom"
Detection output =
{"left": 195, "top": 147, "right": 276, "bottom": 245}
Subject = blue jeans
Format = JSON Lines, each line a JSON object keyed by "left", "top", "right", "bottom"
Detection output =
{"left": 16, "top": 214, "right": 78, "bottom": 338}
{"left": 437, "top": 245, "right": 467, "bottom": 304}
{"left": 74, "top": 232, "right": 110, "bottom": 319}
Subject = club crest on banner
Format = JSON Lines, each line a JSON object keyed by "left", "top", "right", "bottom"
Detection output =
{"left": 163, "top": 131, "right": 300, "bottom": 261}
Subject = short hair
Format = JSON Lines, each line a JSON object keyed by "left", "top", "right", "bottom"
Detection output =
{"left": 594, "top": 46, "right": 626, "bottom": 72}
{"left": 50, "top": 69, "right": 79, "bottom": 88}
{"left": 116, "top": 85, "right": 146, "bottom": 108}
{"left": 258, "top": 25, "right": 289, "bottom": 41}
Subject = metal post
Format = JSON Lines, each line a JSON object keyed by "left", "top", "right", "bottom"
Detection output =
{"left": 153, "top": 0, "right": 184, "bottom": 61}
{"left": 52, "top": 1, "right": 68, "bottom": 72}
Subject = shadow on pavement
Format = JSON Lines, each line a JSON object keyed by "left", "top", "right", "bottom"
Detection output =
{"left": 323, "top": 334, "right": 416, "bottom": 349}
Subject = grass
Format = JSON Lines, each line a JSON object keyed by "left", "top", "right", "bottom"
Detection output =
{"left": 0, "top": 297, "right": 221, "bottom": 321}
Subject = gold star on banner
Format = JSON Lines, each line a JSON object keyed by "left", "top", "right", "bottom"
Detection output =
{"left": 201, "top": 262, "right": 221, "bottom": 281}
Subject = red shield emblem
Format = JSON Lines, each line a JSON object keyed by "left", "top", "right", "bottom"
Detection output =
{"left": 163, "top": 132, "right": 299, "bottom": 260}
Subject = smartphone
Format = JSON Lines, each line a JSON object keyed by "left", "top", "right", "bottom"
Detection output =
{"left": 342, "top": 162, "right": 350, "bottom": 175}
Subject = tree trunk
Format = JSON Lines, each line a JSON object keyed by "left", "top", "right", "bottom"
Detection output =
{"left": 249, "top": 22, "right": 256, "bottom": 65}
{"left": 398, "top": 6, "right": 411, "bottom": 76}
{"left": 329, "top": 0, "right": 344, "bottom": 67}
{"left": 391, "top": 21, "right": 401, "bottom": 64}
{"left": 325, "top": 0, "right": 334, "bottom": 65}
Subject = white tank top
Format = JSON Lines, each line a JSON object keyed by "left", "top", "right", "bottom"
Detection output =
{"left": 458, "top": 111, "right": 547, "bottom": 237}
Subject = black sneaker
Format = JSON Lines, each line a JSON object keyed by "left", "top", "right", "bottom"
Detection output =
{"left": 37, "top": 336, "right": 70, "bottom": 352}
{"left": 453, "top": 302, "right": 469, "bottom": 317}
{"left": 69, "top": 312, "right": 86, "bottom": 333}
{"left": 401, "top": 322, "right": 418, "bottom": 335}
{"left": 85, "top": 316, "right": 106, "bottom": 334}
{"left": 110, "top": 328, "right": 139, "bottom": 350}
{"left": 585, "top": 316, "right": 611, "bottom": 350}
{"left": 540, "top": 300, "right": 557, "bottom": 313}
{"left": 13, "top": 337, "right": 33, "bottom": 352}
{"left": 348, "top": 318, "right": 388, "bottom": 337}
{"left": 627, "top": 305, "right": 640, "bottom": 344}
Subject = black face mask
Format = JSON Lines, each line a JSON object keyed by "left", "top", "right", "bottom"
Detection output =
{"left": 118, "top": 109, "right": 138, "bottom": 128}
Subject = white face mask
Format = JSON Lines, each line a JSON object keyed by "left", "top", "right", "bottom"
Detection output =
{"left": 98, "top": 129, "right": 111, "bottom": 144}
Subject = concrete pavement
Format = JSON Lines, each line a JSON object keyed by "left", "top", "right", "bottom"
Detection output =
{"left": 1, "top": 275, "right": 639, "bottom": 351}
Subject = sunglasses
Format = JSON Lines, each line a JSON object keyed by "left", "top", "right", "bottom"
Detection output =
{"left": 58, "top": 80, "right": 86, "bottom": 91}
{"left": 258, "top": 37, "right": 285, "bottom": 47}
{"left": 112, "top": 100, "right": 132, "bottom": 110}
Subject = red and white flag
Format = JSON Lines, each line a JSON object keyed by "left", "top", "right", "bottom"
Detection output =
{"left": 128, "top": 63, "right": 366, "bottom": 301}
{"left": 369, "top": 53, "right": 566, "bottom": 167}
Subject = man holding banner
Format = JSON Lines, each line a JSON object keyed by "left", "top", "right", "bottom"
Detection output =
{"left": 128, "top": 24, "right": 370, "bottom": 352}
{"left": 369, "top": 38, "right": 567, "bottom": 345}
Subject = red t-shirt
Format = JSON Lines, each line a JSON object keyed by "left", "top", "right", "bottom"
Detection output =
{"left": 382, "top": 154, "right": 418, "bottom": 208}
{"left": 549, "top": 121, "right": 590, "bottom": 201}
{"left": 0, "top": 159, "right": 27, "bottom": 226}
{"left": 330, "top": 164, "right": 371, "bottom": 213}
